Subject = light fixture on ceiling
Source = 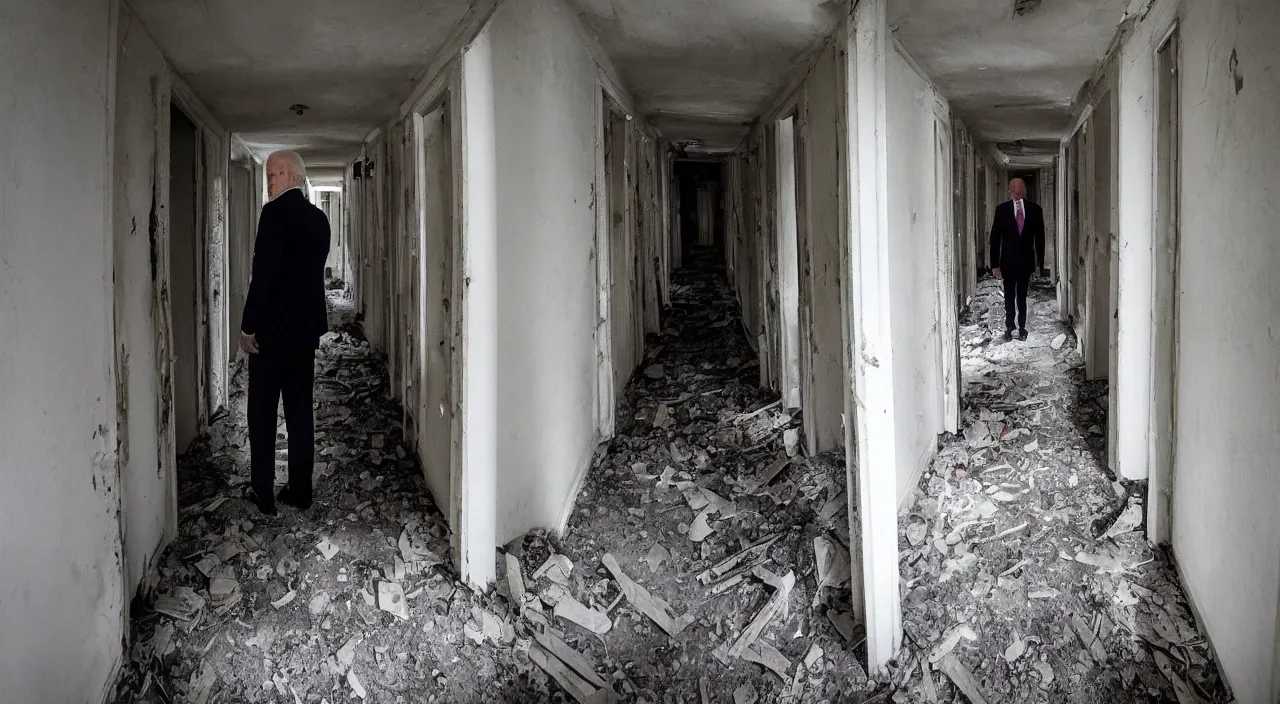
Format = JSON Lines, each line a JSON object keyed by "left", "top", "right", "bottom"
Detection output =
{"left": 289, "top": 103, "right": 310, "bottom": 116}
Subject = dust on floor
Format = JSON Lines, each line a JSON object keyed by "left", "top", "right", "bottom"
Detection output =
{"left": 110, "top": 266, "right": 1230, "bottom": 704}
{"left": 109, "top": 293, "right": 551, "bottom": 703}
{"left": 888, "top": 276, "right": 1230, "bottom": 703}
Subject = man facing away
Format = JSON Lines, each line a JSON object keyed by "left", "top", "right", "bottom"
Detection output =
{"left": 239, "top": 150, "right": 331, "bottom": 516}
{"left": 989, "top": 177, "right": 1046, "bottom": 341}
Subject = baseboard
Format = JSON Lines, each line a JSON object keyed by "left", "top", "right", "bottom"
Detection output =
{"left": 553, "top": 436, "right": 602, "bottom": 537}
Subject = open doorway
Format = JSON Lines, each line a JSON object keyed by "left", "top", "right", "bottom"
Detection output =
{"left": 169, "top": 103, "right": 201, "bottom": 455}
{"left": 774, "top": 115, "right": 802, "bottom": 410}
{"left": 412, "top": 103, "right": 456, "bottom": 526}
{"left": 1087, "top": 90, "right": 1117, "bottom": 385}
{"left": 1147, "top": 27, "right": 1180, "bottom": 543}
{"left": 674, "top": 159, "right": 724, "bottom": 262}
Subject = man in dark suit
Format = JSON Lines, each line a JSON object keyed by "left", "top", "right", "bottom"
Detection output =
{"left": 989, "top": 177, "right": 1046, "bottom": 341}
{"left": 239, "top": 150, "right": 331, "bottom": 516}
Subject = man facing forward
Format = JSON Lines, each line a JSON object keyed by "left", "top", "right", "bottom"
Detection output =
{"left": 239, "top": 150, "right": 331, "bottom": 516}
{"left": 989, "top": 177, "right": 1046, "bottom": 341}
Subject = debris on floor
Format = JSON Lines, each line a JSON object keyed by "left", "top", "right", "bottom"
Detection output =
{"left": 885, "top": 277, "right": 1231, "bottom": 703}
{"left": 107, "top": 263, "right": 1233, "bottom": 703}
{"left": 108, "top": 292, "right": 558, "bottom": 703}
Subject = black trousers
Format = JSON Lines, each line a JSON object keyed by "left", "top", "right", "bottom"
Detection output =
{"left": 1003, "top": 270, "right": 1033, "bottom": 332}
{"left": 248, "top": 347, "right": 316, "bottom": 508}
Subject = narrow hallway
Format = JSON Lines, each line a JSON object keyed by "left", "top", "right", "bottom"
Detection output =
{"left": 892, "top": 277, "right": 1230, "bottom": 702}
{"left": 505, "top": 246, "right": 859, "bottom": 702}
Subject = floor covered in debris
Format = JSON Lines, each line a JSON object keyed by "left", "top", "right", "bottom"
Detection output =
{"left": 110, "top": 261, "right": 1231, "bottom": 704}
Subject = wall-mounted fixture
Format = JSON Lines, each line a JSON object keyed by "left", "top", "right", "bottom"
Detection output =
{"left": 289, "top": 103, "right": 310, "bottom": 116}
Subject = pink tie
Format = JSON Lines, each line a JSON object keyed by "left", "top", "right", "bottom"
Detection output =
{"left": 1015, "top": 202, "right": 1025, "bottom": 234}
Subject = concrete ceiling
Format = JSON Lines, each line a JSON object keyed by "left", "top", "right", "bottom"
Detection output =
{"left": 565, "top": 0, "right": 847, "bottom": 153}
{"left": 128, "top": 0, "right": 489, "bottom": 166}
{"left": 889, "top": 0, "right": 1129, "bottom": 146}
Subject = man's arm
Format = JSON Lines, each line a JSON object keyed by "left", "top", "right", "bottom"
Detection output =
{"left": 240, "top": 206, "right": 285, "bottom": 338}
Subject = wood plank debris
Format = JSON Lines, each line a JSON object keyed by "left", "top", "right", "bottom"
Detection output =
{"left": 727, "top": 570, "right": 795, "bottom": 659}
{"left": 697, "top": 533, "right": 781, "bottom": 584}
{"left": 532, "top": 630, "right": 607, "bottom": 688}
{"left": 741, "top": 638, "right": 791, "bottom": 678}
{"left": 542, "top": 584, "right": 612, "bottom": 635}
{"left": 937, "top": 653, "right": 989, "bottom": 704}
{"left": 528, "top": 643, "right": 609, "bottom": 704}
{"left": 601, "top": 553, "right": 693, "bottom": 636}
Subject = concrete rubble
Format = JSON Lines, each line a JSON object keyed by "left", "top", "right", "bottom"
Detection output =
{"left": 108, "top": 265, "right": 1232, "bottom": 703}
{"left": 888, "top": 278, "right": 1232, "bottom": 703}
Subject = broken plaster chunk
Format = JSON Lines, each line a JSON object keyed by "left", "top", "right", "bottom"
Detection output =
{"left": 643, "top": 543, "right": 671, "bottom": 572}
{"left": 347, "top": 670, "right": 366, "bottom": 699}
{"left": 271, "top": 590, "right": 296, "bottom": 610}
{"left": 689, "top": 509, "right": 715, "bottom": 542}
{"left": 733, "top": 684, "right": 759, "bottom": 704}
{"left": 928, "top": 624, "right": 978, "bottom": 664}
{"left": 378, "top": 581, "right": 410, "bottom": 621}
{"left": 533, "top": 554, "right": 574, "bottom": 586}
{"left": 315, "top": 537, "right": 340, "bottom": 561}
{"left": 1102, "top": 500, "right": 1143, "bottom": 540}
{"left": 505, "top": 552, "right": 527, "bottom": 608}
{"left": 906, "top": 522, "right": 927, "bottom": 547}
{"left": 543, "top": 584, "right": 612, "bottom": 635}
{"left": 812, "top": 536, "right": 851, "bottom": 606}
{"left": 741, "top": 640, "right": 791, "bottom": 679}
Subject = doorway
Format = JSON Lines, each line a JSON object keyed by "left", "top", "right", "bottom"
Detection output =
{"left": 775, "top": 115, "right": 802, "bottom": 410}
{"left": 1148, "top": 28, "right": 1180, "bottom": 544}
{"left": 1087, "top": 91, "right": 1116, "bottom": 381}
{"left": 169, "top": 104, "right": 201, "bottom": 454}
{"left": 413, "top": 103, "right": 456, "bottom": 523}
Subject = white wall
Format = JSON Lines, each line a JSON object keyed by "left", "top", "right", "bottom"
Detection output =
{"left": 0, "top": 1, "right": 126, "bottom": 701}
{"left": 800, "top": 42, "right": 850, "bottom": 454}
{"left": 1165, "top": 0, "right": 1280, "bottom": 700}
{"left": 484, "top": 0, "right": 629, "bottom": 543}
{"left": 113, "top": 4, "right": 170, "bottom": 596}
{"left": 886, "top": 45, "right": 945, "bottom": 503}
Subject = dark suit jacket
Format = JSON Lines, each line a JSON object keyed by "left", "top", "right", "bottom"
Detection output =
{"left": 240, "top": 188, "right": 331, "bottom": 352}
{"left": 989, "top": 199, "right": 1045, "bottom": 276}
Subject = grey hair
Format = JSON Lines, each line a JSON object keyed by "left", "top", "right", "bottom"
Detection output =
{"left": 268, "top": 149, "right": 308, "bottom": 187}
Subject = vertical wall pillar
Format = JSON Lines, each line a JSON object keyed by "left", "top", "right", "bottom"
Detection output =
{"left": 459, "top": 31, "right": 499, "bottom": 588}
{"left": 846, "top": 0, "right": 903, "bottom": 673}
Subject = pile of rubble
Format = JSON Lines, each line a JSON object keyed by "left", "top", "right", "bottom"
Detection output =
{"left": 474, "top": 248, "right": 870, "bottom": 703}
{"left": 109, "top": 297, "right": 545, "bottom": 703}
{"left": 883, "top": 277, "right": 1231, "bottom": 703}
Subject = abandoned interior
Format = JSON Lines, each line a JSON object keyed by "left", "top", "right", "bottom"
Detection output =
{"left": 2, "top": 0, "right": 1277, "bottom": 702}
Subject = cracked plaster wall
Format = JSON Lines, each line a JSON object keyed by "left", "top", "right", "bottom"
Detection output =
{"left": 485, "top": 0, "right": 663, "bottom": 543}
{"left": 887, "top": 43, "right": 950, "bottom": 504}
{"left": 0, "top": 1, "right": 125, "bottom": 701}
{"left": 1163, "top": 0, "right": 1280, "bottom": 700}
